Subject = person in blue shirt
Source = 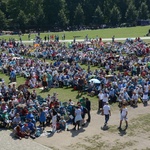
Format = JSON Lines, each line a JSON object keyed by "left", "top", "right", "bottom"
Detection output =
{"left": 109, "top": 88, "right": 117, "bottom": 103}
{"left": 39, "top": 108, "right": 46, "bottom": 129}
{"left": 26, "top": 111, "right": 36, "bottom": 126}
{"left": 21, "top": 123, "right": 30, "bottom": 137}
{"left": 28, "top": 119, "right": 36, "bottom": 134}
{"left": 47, "top": 72, "right": 52, "bottom": 88}
{"left": 10, "top": 69, "right": 16, "bottom": 82}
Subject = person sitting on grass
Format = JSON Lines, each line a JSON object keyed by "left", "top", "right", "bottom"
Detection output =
{"left": 27, "top": 119, "right": 36, "bottom": 136}
{"left": 26, "top": 111, "right": 36, "bottom": 126}
{"left": 21, "top": 123, "right": 30, "bottom": 138}
{"left": 12, "top": 113, "right": 21, "bottom": 128}
{"left": 1, "top": 110, "right": 10, "bottom": 128}
{"left": 14, "top": 125, "right": 28, "bottom": 140}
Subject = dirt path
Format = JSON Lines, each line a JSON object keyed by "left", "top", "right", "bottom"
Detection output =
{"left": 34, "top": 103, "right": 150, "bottom": 150}
{"left": 0, "top": 130, "right": 52, "bottom": 150}
{"left": 0, "top": 104, "right": 149, "bottom": 150}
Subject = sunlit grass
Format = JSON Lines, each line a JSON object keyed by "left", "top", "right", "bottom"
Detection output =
{"left": 0, "top": 26, "right": 150, "bottom": 41}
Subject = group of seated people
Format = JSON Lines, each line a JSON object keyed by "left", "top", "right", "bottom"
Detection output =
{"left": 0, "top": 80, "right": 90, "bottom": 139}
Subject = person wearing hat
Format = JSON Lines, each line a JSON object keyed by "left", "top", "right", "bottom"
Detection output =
{"left": 102, "top": 102, "right": 111, "bottom": 126}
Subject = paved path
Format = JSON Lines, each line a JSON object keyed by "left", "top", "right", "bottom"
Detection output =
{"left": 0, "top": 130, "right": 52, "bottom": 150}
{"left": 22, "top": 36, "right": 150, "bottom": 43}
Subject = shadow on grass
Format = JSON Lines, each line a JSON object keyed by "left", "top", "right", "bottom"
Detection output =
{"left": 118, "top": 128, "right": 127, "bottom": 136}
{"left": 76, "top": 93, "right": 83, "bottom": 99}
{"left": 40, "top": 88, "right": 50, "bottom": 93}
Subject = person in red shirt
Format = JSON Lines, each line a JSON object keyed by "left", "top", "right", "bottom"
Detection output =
{"left": 22, "top": 106, "right": 28, "bottom": 117}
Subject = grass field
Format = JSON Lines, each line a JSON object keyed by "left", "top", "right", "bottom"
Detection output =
{"left": 0, "top": 72, "right": 101, "bottom": 110}
{"left": 0, "top": 26, "right": 149, "bottom": 110}
{"left": 0, "top": 26, "right": 150, "bottom": 41}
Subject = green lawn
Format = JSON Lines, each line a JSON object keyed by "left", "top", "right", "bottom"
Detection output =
{"left": 0, "top": 72, "right": 100, "bottom": 110}
{"left": 0, "top": 26, "right": 150, "bottom": 41}
{"left": 1, "top": 26, "right": 147, "bottom": 110}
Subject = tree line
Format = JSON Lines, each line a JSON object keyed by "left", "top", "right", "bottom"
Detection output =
{"left": 0, "top": 0, "right": 150, "bottom": 31}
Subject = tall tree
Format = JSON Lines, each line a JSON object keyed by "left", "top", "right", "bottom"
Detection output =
{"left": 17, "top": 10, "right": 28, "bottom": 31}
{"left": 58, "top": 9, "right": 69, "bottom": 28}
{"left": 0, "top": 9, "right": 6, "bottom": 30}
{"left": 82, "top": 0, "right": 94, "bottom": 25}
{"left": 118, "top": 0, "right": 130, "bottom": 23}
{"left": 103, "top": 0, "right": 112, "bottom": 24}
{"left": 74, "top": 3, "right": 85, "bottom": 26}
{"left": 138, "top": 2, "right": 149, "bottom": 19}
{"left": 125, "top": 3, "right": 138, "bottom": 25}
{"left": 110, "top": 5, "right": 121, "bottom": 26}
{"left": 43, "top": 0, "right": 68, "bottom": 29}
{"left": 94, "top": 6, "right": 104, "bottom": 25}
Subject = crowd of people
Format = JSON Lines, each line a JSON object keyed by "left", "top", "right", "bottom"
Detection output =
{"left": 0, "top": 36, "right": 150, "bottom": 139}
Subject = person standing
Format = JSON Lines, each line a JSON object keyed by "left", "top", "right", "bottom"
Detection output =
{"left": 86, "top": 98, "right": 91, "bottom": 122}
{"left": 78, "top": 76, "right": 84, "bottom": 94}
{"left": 42, "top": 73, "right": 48, "bottom": 90}
{"left": 98, "top": 91, "right": 104, "bottom": 113}
{"left": 51, "top": 109, "right": 57, "bottom": 133}
{"left": 39, "top": 108, "right": 46, "bottom": 130}
{"left": 47, "top": 72, "right": 52, "bottom": 89}
{"left": 118, "top": 103, "right": 128, "bottom": 130}
{"left": 10, "top": 69, "right": 16, "bottom": 82}
{"left": 74, "top": 105, "right": 82, "bottom": 130}
{"left": 28, "top": 33, "right": 30, "bottom": 40}
{"left": 102, "top": 102, "right": 111, "bottom": 126}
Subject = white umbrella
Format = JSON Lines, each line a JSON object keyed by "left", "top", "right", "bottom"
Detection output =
{"left": 9, "top": 82, "right": 17, "bottom": 86}
{"left": 89, "top": 78, "right": 101, "bottom": 84}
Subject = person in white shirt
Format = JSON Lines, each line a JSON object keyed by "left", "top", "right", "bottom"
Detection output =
{"left": 103, "top": 93, "right": 109, "bottom": 103}
{"left": 131, "top": 92, "right": 138, "bottom": 107}
{"left": 74, "top": 105, "right": 82, "bottom": 130}
{"left": 102, "top": 102, "right": 111, "bottom": 126}
{"left": 98, "top": 91, "right": 104, "bottom": 113}
{"left": 143, "top": 83, "right": 149, "bottom": 106}
{"left": 118, "top": 103, "right": 128, "bottom": 130}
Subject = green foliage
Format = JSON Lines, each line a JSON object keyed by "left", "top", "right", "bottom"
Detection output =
{"left": 125, "top": 2, "right": 138, "bottom": 25}
{"left": 94, "top": 6, "right": 104, "bottom": 25}
{"left": 74, "top": 3, "right": 85, "bottom": 26}
{"left": 110, "top": 5, "right": 121, "bottom": 26}
{"left": 138, "top": 2, "right": 149, "bottom": 19}
{"left": 0, "top": 9, "right": 7, "bottom": 30}
{"left": 0, "top": 0, "right": 150, "bottom": 31}
{"left": 0, "top": 25, "right": 150, "bottom": 41}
